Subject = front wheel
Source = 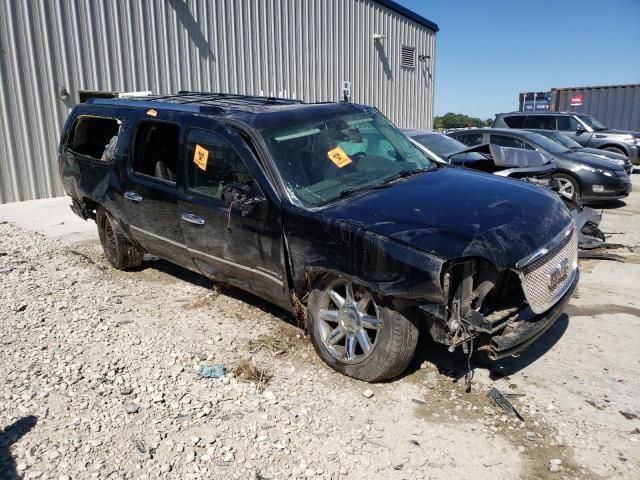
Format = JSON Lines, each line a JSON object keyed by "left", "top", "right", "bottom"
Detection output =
{"left": 602, "top": 146, "right": 626, "bottom": 157}
{"left": 552, "top": 173, "right": 580, "bottom": 202}
{"left": 307, "top": 276, "right": 418, "bottom": 382}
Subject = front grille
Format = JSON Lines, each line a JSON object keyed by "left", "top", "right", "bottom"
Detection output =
{"left": 518, "top": 228, "right": 578, "bottom": 314}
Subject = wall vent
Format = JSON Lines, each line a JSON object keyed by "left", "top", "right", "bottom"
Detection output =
{"left": 401, "top": 46, "right": 416, "bottom": 68}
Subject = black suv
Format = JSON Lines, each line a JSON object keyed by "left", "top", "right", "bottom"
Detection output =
{"left": 59, "top": 93, "right": 578, "bottom": 382}
{"left": 493, "top": 111, "right": 640, "bottom": 163}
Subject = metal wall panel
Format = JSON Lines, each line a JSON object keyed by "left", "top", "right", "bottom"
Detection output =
{"left": 0, "top": 0, "right": 436, "bottom": 203}
{"left": 551, "top": 84, "right": 640, "bottom": 132}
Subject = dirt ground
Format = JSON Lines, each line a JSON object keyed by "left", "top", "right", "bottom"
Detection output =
{"left": 1, "top": 174, "right": 639, "bottom": 480}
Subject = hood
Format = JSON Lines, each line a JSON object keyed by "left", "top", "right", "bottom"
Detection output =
{"left": 322, "top": 168, "right": 572, "bottom": 270}
{"left": 580, "top": 147, "right": 629, "bottom": 162}
{"left": 560, "top": 150, "right": 626, "bottom": 171}
{"left": 597, "top": 129, "right": 640, "bottom": 137}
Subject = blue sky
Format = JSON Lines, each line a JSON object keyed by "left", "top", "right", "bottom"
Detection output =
{"left": 397, "top": 0, "right": 640, "bottom": 120}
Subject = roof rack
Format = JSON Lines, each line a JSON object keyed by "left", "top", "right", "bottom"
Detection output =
{"left": 86, "top": 91, "right": 303, "bottom": 115}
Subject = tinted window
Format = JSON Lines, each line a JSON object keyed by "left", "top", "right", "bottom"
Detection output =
{"left": 454, "top": 133, "right": 483, "bottom": 147}
{"left": 490, "top": 135, "right": 534, "bottom": 150}
{"left": 503, "top": 116, "right": 526, "bottom": 128}
{"left": 66, "top": 116, "right": 120, "bottom": 161}
{"left": 557, "top": 116, "right": 579, "bottom": 131}
{"left": 413, "top": 134, "right": 467, "bottom": 157}
{"left": 186, "top": 129, "right": 252, "bottom": 200}
{"left": 525, "top": 115, "right": 556, "bottom": 130}
{"left": 132, "top": 121, "right": 180, "bottom": 183}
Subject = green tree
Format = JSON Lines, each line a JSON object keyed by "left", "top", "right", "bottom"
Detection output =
{"left": 434, "top": 112, "right": 488, "bottom": 130}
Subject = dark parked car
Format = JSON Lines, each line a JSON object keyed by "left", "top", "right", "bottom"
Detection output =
{"left": 526, "top": 129, "right": 633, "bottom": 174}
{"left": 493, "top": 111, "right": 640, "bottom": 163}
{"left": 59, "top": 93, "right": 578, "bottom": 382}
{"left": 448, "top": 128, "right": 631, "bottom": 203}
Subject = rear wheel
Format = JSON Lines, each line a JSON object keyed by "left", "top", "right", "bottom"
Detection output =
{"left": 552, "top": 173, "right": 580, "bottom": 202}
{"left": 96, "top": 207, "right": 144, "bottom": 270}
{"left": 307, "top": 276, "right": 418, "bottom": 382}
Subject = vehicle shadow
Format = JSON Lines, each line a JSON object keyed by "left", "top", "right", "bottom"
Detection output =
{"left": 137, "top": 258, "right": 302, "bottom": 329}
{"left": 404, "top": 314, "right": 570, "bottom": 385}
{"left": 0, "top": 416, "right": 37, "bottom": 480}
{"left": 589, "top": 199, "right": 627, "bottom": 209}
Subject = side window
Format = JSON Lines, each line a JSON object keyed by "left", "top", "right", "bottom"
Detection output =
{"left": 557, "top": 116, "right": 579, "bottom": 131}
{"left": 503, "top": 116, "right": 526, "bottom": 128}
{"left": 66, "top": 116, "right": 120, "bottom": 161}
{"left": 490, "top": 135, "right": 534, "bottom": 150}
{"left": 185, "top": 129, "right": 252, "bottom": 200}
{"left": 454, "top": 133, "right": 483, "bottom": 147}
{"left": 525, "top": 116, "right": 556, "bottom": 130}
{"left": 132, "top": 121, "right": 180, "bottom": 183}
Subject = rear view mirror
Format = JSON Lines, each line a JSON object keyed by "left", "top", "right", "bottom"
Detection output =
{"left": 576, "top": 124, "right": 586, "bottom": 133}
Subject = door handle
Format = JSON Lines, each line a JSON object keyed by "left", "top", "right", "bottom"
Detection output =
{"left": 181, "top": 212, "right": 205, "bottom": 225}
{"left": 124, "top": 191, "right": 143, "bottom": 202}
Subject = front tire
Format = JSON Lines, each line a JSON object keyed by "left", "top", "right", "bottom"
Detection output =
{"left": 602, "top": 146, "right": 626, "bottom": 156}
{"left": 307, "top": 276, "right": 418, "bottom": 382}
{"left": 552, "top": 173, "right": 580, "bottom": 202}
{"left": 96, "top": 207, "right": 144, "bottom": 270}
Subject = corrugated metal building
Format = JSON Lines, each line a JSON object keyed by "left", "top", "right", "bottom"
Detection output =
{"left": 550, "top": 84, "right": 640, "bottom": 132}
{"left": 0, "top": 0, "right": 438, "bottom": 204}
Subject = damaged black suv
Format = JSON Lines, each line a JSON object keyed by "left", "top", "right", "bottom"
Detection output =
{"left": 59, "top": 93, "right": 579, "bottom": 382}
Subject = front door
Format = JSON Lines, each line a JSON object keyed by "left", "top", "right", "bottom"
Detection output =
{"left": 120, "top": 116, "right": 191, "bottom": 268}
{"left": 177, "top": 118, "right": 288, "bottom": 307}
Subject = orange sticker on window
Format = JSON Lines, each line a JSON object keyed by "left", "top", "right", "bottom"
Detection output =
{"left": 327, "top": 146, "right": 352, "bottom": 168}
{"left": 146, "top": 109, "right": 158, "bottom": 117}
{"left": 193, "top": 144, "right": 209, "bottom": 171}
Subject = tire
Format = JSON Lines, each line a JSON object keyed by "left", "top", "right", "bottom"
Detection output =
{"left": 602, "top": 146, "right": 626, "bottom": 157}
{"left": 96, "top": 207, "right": 144, "bottom": 270}
{"left": 552, "top": 173, "right": 581, "bottom": 202}
{"left": 307, "top": 275, "right": 418, "bottom": 382}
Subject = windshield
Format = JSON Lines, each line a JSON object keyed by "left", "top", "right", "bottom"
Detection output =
{"left": 538, "top": 131, "right": 582, "bottom": 149}
{"left": 524, "top": 132, "right": 570, "bottom": 155}
{"left": 261, "top": 109, "right": 435, "bottom": 207}
{"left": 413, "top": 133, "right": 468, "bottom": 157}
{"left": 578, "top": 115, "right": 607, "bottom": 131}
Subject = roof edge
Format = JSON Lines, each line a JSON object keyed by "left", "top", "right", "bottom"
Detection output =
{"left": 373, "top": 0, "right": 439, "bottom": 32}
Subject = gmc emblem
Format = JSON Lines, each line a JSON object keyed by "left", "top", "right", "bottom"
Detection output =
{"left": 548, "top": 258, "right": 570, "bottom": 291}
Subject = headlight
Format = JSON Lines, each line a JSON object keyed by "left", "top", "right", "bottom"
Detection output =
{"left": 575, "top": 165, "right": 614, "bottom": 176}
{"left": 623, "top": 135, "right": 634, "bottom": 141}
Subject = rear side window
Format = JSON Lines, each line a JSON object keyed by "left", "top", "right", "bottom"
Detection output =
{"left": 185, "top": 129, "right": 253, "bottom": 200}
{"left": 454, "top": 133, "right": 483, "bottom": 147}
{"left": 525, "top": 116, "right": 556, "bottom": 130}
{"left": 503, "top": 116, "right": 526, "bottom": 128}
{"left": 490, "top": 135, "right": 534, "bottom": 150}
{"left": 66, "top": 116, "right": 120, "bottom": 161}
{"left": 132, "top": 121, "right": 180, "bottom": 183}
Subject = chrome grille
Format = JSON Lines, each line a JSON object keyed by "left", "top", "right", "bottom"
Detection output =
{"left": 518, "top": 228, "right": 578, "bottom": 314}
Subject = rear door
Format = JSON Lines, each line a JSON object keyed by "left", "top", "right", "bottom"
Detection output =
{"left": 176, "top": 117, "right": 288, "bottom": 306}
{"left": 119, "top": 114, "right": 191, "bottom": 268}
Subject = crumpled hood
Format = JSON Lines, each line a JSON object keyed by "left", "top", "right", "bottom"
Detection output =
{"left": 322, "top": 168, "right": 572, "bottom": 269}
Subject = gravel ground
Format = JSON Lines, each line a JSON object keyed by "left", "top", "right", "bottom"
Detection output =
{"left": 1, "top": 179, "right": 640, "bottom": 479}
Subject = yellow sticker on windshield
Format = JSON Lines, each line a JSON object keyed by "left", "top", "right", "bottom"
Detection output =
{"left": 193, "top": 144, "right": 209, "bottom": 171}
{"left": 327, "top": 146, "right": 352, "bottom": 168}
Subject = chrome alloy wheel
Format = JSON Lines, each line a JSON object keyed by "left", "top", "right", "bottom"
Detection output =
{"left": 316, "top": 279, "right": 380, "bottom": 364}
{"left": 556, "top": 177, "right": 575, "bottom": 199}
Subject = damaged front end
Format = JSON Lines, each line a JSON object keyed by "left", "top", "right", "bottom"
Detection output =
{"left": 420, "top": 223, "right": 579, "bottom": 361}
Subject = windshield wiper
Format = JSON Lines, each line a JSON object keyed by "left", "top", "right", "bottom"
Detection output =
{"left": 383, "top": 168, "right": 430, "bottom": 184}
{"left": 336, "top": 183, "right": 390, "bottom": 200}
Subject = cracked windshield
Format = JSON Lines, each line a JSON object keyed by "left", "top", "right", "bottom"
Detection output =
{"left": 262, "top": 109, "right": 435, "bottom": 207}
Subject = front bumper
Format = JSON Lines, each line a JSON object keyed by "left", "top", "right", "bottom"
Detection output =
{"left": 581, "top": 173, "right": 632, "bottom": 202}
{"left": 488, "top": 269, "right": 579, "bottom": 360}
